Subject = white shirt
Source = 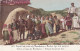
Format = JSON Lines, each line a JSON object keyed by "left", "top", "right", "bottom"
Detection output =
{"left": 68, "top": 6, "right": 77, "bottom": 13}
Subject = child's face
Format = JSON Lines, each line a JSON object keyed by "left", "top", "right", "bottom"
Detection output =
{"left": 63, "top": 17, "right": 64, "bottom": 19}
{"left": 74, "top": 14, "right": 77, "bottom": 16}
{"left": 35, "top": 27, "right": 39, "bottom": 31}
{"left": 67, "top": 14, "right": 70, "bottom": 17}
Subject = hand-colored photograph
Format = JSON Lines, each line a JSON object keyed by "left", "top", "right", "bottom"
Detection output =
{"left": 0, "top": 0, "right": 80, "bottom": 45}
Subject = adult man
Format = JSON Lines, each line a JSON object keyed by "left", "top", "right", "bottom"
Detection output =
{"left": 54, "top": 16, "right": 60, "bottom": 33}
{"left": 68, "top": 3, "right": 77, "bottom": 18}
{"left": 26, "top": 15, "right": 35, "bottom": 40}
{"left": 18, "top": 18, "right": 25, "bottom": 40}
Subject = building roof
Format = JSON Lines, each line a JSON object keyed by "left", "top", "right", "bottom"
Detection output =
{"left": 0, "top": 0, "right": 30, "bottom": 5}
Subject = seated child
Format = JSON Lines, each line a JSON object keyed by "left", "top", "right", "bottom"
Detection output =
{"left": 34, "top": 26, "right": 42, "bottom": 40}
{"left": 27, "top": 31, "right": 34, "bottom": 40}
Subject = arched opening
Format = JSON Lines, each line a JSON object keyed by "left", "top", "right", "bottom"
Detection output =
{"left": 4, "top": 7, "right": 29, "bottom": 25}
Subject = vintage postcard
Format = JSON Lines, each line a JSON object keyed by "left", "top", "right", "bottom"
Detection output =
{"left": 0, "top": 0, "right": 80, "bottom": 51}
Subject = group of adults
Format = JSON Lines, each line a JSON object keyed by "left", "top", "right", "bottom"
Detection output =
{"left": 2, "top": 3, "right": 80, "bottom": 44}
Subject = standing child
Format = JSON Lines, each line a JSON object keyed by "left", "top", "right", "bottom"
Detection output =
{"left": 65, "top": 14, "right": 72, "bottom": 30}
{"left": 72, "top": 13, "right": 79, "bottom": 29}
{"left": 60, "top": 17, "right": 66, "bottom": 31}
{"left": 8, "top": 24, "right": 14, "bottom": 44}
{"left": 13, "top": 27, "right": 19, "bottom": 42}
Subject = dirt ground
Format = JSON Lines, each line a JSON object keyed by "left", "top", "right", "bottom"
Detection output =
{"left": 0, "top": 29, "right": 80, "bottom": 45}
{"left": 14, "top": 30, "right": 80, "bottom": 45}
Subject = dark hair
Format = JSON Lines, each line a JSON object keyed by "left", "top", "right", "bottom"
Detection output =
{"left": 54, "top": 15, "right": 57, "bottom": 19}
{"left": 71, "top": 3, "right": 74, "bottom": 4}
{"left": 74, "top": 13, "right": 77, "bottom": 16}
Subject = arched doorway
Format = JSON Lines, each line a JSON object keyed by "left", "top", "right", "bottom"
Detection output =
{"left": 4, "top": 7, "right": 29, "bottom": 25}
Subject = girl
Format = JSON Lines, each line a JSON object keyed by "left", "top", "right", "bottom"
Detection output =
{"left": 8, "top": 24, "right": 14, "bottom": 44}
{"left": 60, "top": 17, "right": 66, "bottom": 30}
{"left": 13, "top": 26, "right": 19, "bottom": 42}
{"left": 72, "top": 13, "right": 79, "bottom": 29}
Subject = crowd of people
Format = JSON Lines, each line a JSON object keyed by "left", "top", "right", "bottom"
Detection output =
{"left": 2, "top": 3, "right": 80, "bottom": 44}
{"left": 2, "top": 13, "right": 80, "bottom": 44}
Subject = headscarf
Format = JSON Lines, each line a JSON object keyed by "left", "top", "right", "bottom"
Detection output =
{"left": 3, "top": 24, "right": 7, "bottom": 28}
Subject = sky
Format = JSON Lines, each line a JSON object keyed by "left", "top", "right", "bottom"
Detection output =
{"left": 28, "top": 0, "right": 80, "bottom": 11}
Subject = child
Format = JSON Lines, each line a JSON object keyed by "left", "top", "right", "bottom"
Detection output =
{"left": 26, "top": 32, "right": 34, "bottom": 40}
{"left": 13, "top": 27, "right": 19, "bottom": 42}
{"left": 72, "top": 13, "right": 79, "bottom": 29}
{"left": 8, "top": 24, "right": 14, "bottom": 44}
{"left": 9, "top": 31, "right": 14, "bottom": 44}
{"left": 60, "top": 17, "right": 66, "bottom": 31}
{"left": 34, "top": 26, "right": 42, "bottom": 40}
{"left": 65, "top": 14, "right": 72, "bottom": 30}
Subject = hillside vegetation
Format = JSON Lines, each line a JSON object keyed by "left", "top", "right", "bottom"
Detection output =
{"left": 30, "top": 8, "right": 67, "bottom": 17}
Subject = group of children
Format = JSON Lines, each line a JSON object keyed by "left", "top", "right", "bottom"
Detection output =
{"left": 60, "top": 13, "right": 80, "bottom": 31}
{"left": 2, "top": 13, "right": 80, "bottom": 44}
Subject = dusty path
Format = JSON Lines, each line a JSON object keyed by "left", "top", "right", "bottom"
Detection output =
{"left": 0, "top": 29, "right": 80, "bottom": 45}
{"left": 13, "top": 30, "right": 80, "bottom": 45}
